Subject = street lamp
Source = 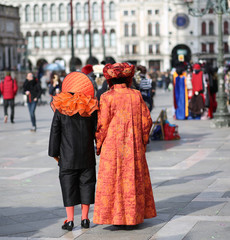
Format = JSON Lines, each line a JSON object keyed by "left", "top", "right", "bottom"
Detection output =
{"left": 186, "top": 0, "right": 230, "bottom": 127}
{"left": 88, "top": 0, "right": 92, "bottom": 61}
{"left": 70, "top": 0, "right": 75, "bottom": 72}
{"left": 101, "top": 0, "right": 106, "bottom": 61}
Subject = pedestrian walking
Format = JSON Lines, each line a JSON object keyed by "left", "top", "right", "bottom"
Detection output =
{"left": 93, "top": 62, "right": 157, "bottom": 226}
{"left": 0, "top": 72, "right": 18, "bottom": 123}
{"left": 48, "top": 72, "right": 98, "bottom": 231}
{"left": 137, "top": 65, "right": 154, "bottom": 111}
{"left": 23, "top": 73, "right": 42, "bottom": 132}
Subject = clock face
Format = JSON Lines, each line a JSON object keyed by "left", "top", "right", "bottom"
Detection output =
{"left": 173, "top": 13, "right": 190, "bottom": 29}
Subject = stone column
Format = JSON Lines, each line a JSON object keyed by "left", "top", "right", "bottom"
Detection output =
{"left": 5, "top": 46, "right": 9, "bottom": 69}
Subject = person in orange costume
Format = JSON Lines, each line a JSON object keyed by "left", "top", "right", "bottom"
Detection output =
{"left": 93, "top": 62, "right": 157, "bottom": 226}
{"left": 49, "top": 72, "right": 98, "bottom": 231}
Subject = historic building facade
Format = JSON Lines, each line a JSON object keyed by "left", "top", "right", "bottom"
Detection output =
{"left": 2, "top": 0, "right": 230, "bottom": 72}
{"left": 0, "top": 4, "right": 24, "bottom": 71}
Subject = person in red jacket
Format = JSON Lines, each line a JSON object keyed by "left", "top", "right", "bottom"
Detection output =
{"left": 0, "top": 72, "right": 18, "bottom": 123}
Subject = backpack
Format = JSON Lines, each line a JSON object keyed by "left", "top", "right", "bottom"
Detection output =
{"left": 140, "top": 77, "right": 152, "bottom": 97}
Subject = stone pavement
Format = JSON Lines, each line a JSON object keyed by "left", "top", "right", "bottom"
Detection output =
{"left": 0, "top": 90, "right": 230, "bottom": 240}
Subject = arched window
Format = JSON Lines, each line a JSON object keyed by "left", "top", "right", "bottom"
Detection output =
{"left": 209, "top": 21, "right": 214, "bottom": 35}
{"left": 109, "top": 2, "right": 115, "bottom": 20}
{"left": 76, "top": 30, "right": 83, "bottom": 48}
{"left": 67, "top": 3, "right": 71, "bottom": 21}
{"left": 34, "top": 31, "right": 41, "bottom": 48}
{"left": 92, "top": 2, "right": 99, "bottom": 21}
{"left": 131, "top": 23, "right": 136, "bottom": 36}
{"left": 224, "top": 21, "right": 229, "bottom": 35}
{"left": 224, "top": 42, "right": 229, "bottom": 53}
{"left": 68, "top": 31, "right": 71, "bottom": 48}
{"left": 93, "top": 30, "right": 100, "bottom": 47}
{"left": 156, "top": 44, "right": 160, "bottom": 54}
{"left": 59, "top": 4, "right": 65, "bottom": 21}
{"left": 124, "top": 23, "right": 129, "bottom": 37}
{"left": 148, "top": 23, "right": 152, "bottom": 36}
{"left": 43, "top": 32, "right": 49, "bottom": 49}
{"left": 209, "top": 42, "right": 214, "bottom": 53}
{"left": 84, "top": 3, "right": 89, "bottom": 21}
{"left": 201, "top": 43, "right": 206, "bottom": 53}
{"left": 51, "top": 4, "right": 56, "bottom": 21}
{"left": 25, "top": 5, "right": 31, "bottom": 22}
{"left": 149, "top": 44, "right": 153, "bottom": 54}
{"left": 202, "top": 22, "right": 206, "bottom": 35}
{"left": 76, "top": 3, "right": 81, "bottom": 21}
{"left": 155, "top": 22, "right": 160, "bottom": 36}
{"left": 84, "top": 30, "right": 89, "bottom": 48}
{"left": 110, "top": 29, "right": 116, "bottom": 47}
{"left": 60, "top": 31, "right": 66, "bottom": 48}
{"left": 26, "top": 32, "right": 32, "bottom": 49}
{"left": 34, "top": 5, "right": 39, "bottom": 22}
{"left": 42, "top": 4, "right": 48, "bottom": 22}
{"left": 51, "top": 31, "right": 58, "bottom": 48}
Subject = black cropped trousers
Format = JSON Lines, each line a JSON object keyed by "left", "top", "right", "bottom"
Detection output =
{"left": 59, "top": 167, "right": 96, "bottom": 207}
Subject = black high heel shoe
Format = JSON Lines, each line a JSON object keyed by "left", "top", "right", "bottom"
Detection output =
{"left": 62, "top": 220, "right": 74, "bottom": 231}
{"left": 81, "top": 219, "right": 90, "bottom": 228}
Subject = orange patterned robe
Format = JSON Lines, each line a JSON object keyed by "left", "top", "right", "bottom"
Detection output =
{"left": 93, "top": 84, "right": 156, "bottom": 225}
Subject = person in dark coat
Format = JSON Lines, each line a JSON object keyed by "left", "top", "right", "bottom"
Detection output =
{"left": 48, "top": 72, "right": 98, "bottom": 231}
{"left": 96, "top": 79, "right": 108, "bottom": 101}
{"left": 137, "top": 65, "right": 154, "bottom": 111}
{"left": 0, "top": 72, "right": 18, "bottom": 123}
{"left": 81, "top": 64, "right": 98, "bottom": 95}
{"left": 23, "top": 73, "right": 42, "bottom": 132}
{"left": 49, "top": 72, "right": 62, "bottom": 96}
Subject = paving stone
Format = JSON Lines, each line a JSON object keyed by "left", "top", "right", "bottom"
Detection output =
{"left": 183, "top": 221, "right": 230, "bottom": 240}
{"left": 0, "top": 222, "right": 35, "bottom": 236}
{"left": 178, "top": 201, "right": 226, "bottom": 216}
{"left": 0, "top": 215, "right": 18, "bottom": 226}
{"left": 217, "top": 202, "right": 230, "bottom": 216}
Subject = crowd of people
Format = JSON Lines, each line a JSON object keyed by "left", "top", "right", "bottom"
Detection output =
{"left": 172, "top": 62, "right": 221, "bottom": 120}
{"left": 1, "top": 60, "right": 230, "bottom": 129}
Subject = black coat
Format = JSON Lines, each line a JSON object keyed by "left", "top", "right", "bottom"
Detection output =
{"left": 23, "top": 79, "right": 42, "bottom": 102}
{"left": 48, "top": 110, "right": 97, "bottom": 169}
{"left": 96, "top": 80, "right": 108, "bottom": 101}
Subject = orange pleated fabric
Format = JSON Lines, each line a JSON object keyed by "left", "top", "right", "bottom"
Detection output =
{"left": 51, "top": 92, "right": 98, "bottom": 117}
{"left": 93, "top": 84, "right": 156, "bottom": 225}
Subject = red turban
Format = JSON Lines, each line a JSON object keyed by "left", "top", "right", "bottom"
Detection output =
{"left": 103, "top": 62, "right": 135, "bottom": 87}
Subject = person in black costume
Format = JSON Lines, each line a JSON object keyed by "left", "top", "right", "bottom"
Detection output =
{"left": 48, "top": 72, "right": 98, "bottom": 231}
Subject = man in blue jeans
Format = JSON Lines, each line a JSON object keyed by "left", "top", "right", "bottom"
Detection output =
{"left": 23, "top": 73, "right": 42, "bottom": 132}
